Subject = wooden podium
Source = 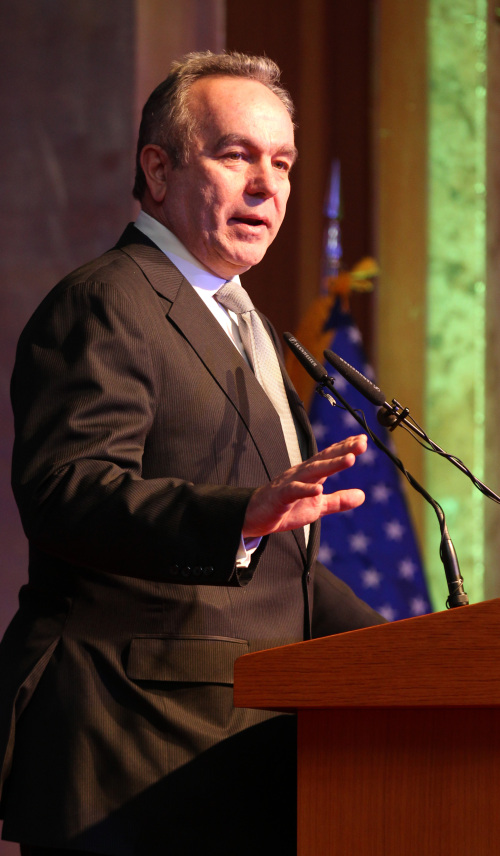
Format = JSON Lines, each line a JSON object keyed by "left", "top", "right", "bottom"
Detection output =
{"left": 233, "top": 599, "right": 500, "bottom": 856}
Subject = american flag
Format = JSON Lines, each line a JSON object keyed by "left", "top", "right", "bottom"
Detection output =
{"left": 309, "top": 298, "right": 432, "bottom": 621}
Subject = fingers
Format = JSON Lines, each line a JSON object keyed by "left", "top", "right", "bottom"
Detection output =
{"left": 321, "top": 487, "right": 365, "bottom": 514}
{"left": 316, "top": 434, "right": 367, "bottom": 461}
{"left": 271, "top": 479, "right": 324, "bottom": 504}
{"left": 290, "top": 435, "right": 368, "bottom": 484}
{"left": 271, "top": 481, "right": 365, "bottom": 516}
{"left": 241, "top": 435, "right": 369, "bottom": 538}
{"left": 299, "top": 453, "right": 356, "bottom": 482}
{"left": 242, "top": 483, "right": 365, "bottom": 538}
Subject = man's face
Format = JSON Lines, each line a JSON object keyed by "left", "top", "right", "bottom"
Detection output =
{"left": 155, "top": 76, "right": 297, "bottom": 279}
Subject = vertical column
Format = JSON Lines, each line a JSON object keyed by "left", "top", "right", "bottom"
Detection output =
{"left": 484, "top": 0, "right": 500, "bottom": 598}
{"left": 373, "top": 0, "right": 428, "bottom": 552}
{"left": 426, "top": 0, "right": 487, "bottom": 605}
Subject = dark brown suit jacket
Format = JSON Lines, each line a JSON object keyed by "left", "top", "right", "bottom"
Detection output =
{"left": 0, "top": 226, "right": 384, "bottom": 855}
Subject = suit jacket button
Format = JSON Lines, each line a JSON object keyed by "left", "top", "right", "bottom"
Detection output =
{"left": 192, "top": 566, "right": 203, "bottom": 577}
{"left": 181, "top": 566, "right": 191, "bottom": 578}
{"left": 203, "top": 566, "right": 214, "bottom": 577}
{"left": 169, "top": 564, "right": 180, "bottom": 576}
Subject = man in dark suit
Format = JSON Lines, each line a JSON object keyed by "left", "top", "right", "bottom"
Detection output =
{"left": 0, "top": 52, "right": 384, "bottom": 855}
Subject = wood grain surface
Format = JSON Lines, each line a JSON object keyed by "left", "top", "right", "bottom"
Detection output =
{"left": 234, "top": 599, "right": 500, "bottom": 709}
{"left": 297, "top": 706, "right": 500, "bottom": 856}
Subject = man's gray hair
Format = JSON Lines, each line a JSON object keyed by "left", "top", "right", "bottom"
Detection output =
{"left": 132, "top": 51, "right": 295, "bottom": 200}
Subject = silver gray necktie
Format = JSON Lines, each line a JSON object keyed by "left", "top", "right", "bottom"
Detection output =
{"left": 216, "top": 282, "right": 302, "bottom": 469}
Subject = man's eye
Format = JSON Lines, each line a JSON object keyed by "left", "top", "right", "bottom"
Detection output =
{"left": 225, "top": 152, "right": 244, "bottom": 161}
{"left": 274, "top": 160, "right": 291, "bottom": 172}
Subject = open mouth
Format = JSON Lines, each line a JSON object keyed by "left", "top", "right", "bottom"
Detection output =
{"left": 230, "top": 217, "right": 268, "bottom": 228}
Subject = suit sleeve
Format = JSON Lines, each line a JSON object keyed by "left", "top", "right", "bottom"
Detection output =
{"left": 311, "top": 561, "right": 387, "bottom": 637}
{"left": 11, "top": 278, "right": 258, "bottom": 586}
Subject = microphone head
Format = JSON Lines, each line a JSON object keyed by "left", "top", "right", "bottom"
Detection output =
{"left": 284, "top": 333, "right": 328, "bottom": 383}
{"left": 323, "top": 349, "right": 386, "bottom": 406}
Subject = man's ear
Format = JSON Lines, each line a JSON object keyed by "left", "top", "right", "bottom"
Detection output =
{"left": 140, "top": 144, "right": 170, "bottom": 203}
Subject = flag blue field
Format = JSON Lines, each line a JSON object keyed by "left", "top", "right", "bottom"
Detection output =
{"left": 309, "top": 298, "right": 432, "bottom": 621}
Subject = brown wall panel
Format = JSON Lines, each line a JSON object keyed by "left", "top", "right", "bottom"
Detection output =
{"left": 0, "top": 0, "right": 136, "bottom": 640}
{"left": 226, "top": 0, "right": 375, "bottom": 353}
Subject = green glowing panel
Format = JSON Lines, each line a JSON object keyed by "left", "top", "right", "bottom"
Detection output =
{"left": 426, "top": 0, "right": 487, "bottom": 608}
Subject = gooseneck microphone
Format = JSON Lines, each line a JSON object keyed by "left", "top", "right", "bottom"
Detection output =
{"left": 284, "top": 332, "right": 469, "bottom": 609}
{"left": 323, "top": 349, "right": 387, "bottom": 407}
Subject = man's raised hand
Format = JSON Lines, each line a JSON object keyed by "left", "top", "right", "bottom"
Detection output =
{"left": 242, "top": 434, "right": 368, "bottom": 538}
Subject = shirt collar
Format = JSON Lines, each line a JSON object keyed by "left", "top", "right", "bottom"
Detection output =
{"left": 135, "top": 210, "right": 241, "bottom": 294}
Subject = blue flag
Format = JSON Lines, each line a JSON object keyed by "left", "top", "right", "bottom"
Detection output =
{"left": 309, "top": 298, "right": 432, "bottom": 621}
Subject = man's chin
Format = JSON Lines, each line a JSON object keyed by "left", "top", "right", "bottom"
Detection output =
{"left": 209, "top": 244, "right": 270, "bottom": 278}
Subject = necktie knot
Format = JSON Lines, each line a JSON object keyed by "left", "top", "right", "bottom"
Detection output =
{"left": 215, "top": 282, "right": 255, "bottom": 316}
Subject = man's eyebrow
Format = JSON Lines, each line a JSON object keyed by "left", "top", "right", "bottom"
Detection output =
{"left": 276, "top": 144, "right": 299, "bottom": 164}
{"left": 213, "top": 134, "right": 298, "bottom": 163}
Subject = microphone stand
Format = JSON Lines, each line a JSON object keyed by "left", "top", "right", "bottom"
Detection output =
{"left": 313, "top": 378, "right": 468, "bottom": 608}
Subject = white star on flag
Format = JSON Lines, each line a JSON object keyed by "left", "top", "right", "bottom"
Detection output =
{"left": 347, "top": 326, "right": 362, "bottom": 344}
{"left": 342, "top": 411, "right": 360, "bottom": 429}
{"left": 318, "top": 543, "right": 335, "bottom": 564}
{"left": 398, "top": 557, "right": 417, "bottom": 580}
{"left": 378, "top": 603, "right": 398, "bottom": 621}
{"left": 349, "top": 531, "right": 371, "bottom": 553}
{"left": 363, "top": 363, "right": 376, "bottom": 380}
{"left": 371, "top": 482, "right": 392, "bottom": 503}
{"left": 330, "top": 373, "right": 348, "bottom": 392}
{"left": 384, "top": 519, "right": 405, "bottom": 541}
{"left": 361, "top": 568, "right": 383, "bottom": 588}
{"left": 409, "top": 596, "right": 429, "bottom": 616}
{"left": 358, "top": 446, "right": 377, "bottom": 466}
{"left": 311, "top": 421, "right": 328, "bottom": 442}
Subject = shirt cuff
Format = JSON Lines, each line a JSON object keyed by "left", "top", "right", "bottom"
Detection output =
{"left": 235, "top": 534, "right": 262, "bottom": 568}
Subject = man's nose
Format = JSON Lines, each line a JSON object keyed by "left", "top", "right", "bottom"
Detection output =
{"left": 246, "top": 160, "right": 279, "bottom": 197}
